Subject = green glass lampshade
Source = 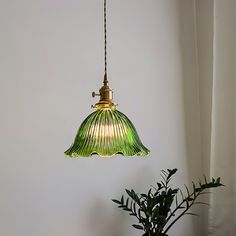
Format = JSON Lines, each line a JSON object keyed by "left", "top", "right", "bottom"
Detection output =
{"left": 65, "top": 80, "right": 150, "bottom": 157}
{"left": 65, "top": 108, "right": 149, "bottom": 157}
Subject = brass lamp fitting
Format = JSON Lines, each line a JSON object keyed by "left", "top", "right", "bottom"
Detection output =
{"left": 92, "top": 74, "right": 117, "bottom": 109}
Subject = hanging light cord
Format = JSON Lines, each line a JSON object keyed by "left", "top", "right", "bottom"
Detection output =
{"left": 103, "top": 0, "right": 108, "bottom": 85}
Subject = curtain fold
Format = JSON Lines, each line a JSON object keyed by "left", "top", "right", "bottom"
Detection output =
{"left": 194, "top": 0, "right": 236, "bottom": 235}
{"left": 208, "top": 1, "right": 236, "bottom": 235}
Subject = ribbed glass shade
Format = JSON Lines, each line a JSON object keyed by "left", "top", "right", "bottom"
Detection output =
{"left": 65, "top": 108, "right": 150, "bottom": 157}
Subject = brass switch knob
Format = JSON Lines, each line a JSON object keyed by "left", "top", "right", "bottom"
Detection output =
{"left": 92, "top": 92, "right": 100, "bottom": 98}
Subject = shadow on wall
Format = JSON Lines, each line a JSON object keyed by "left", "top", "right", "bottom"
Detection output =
{"left": 82, "top": 165, "right": 155, "bottom": 236}
{"left": 83, "top": 198, "right": 128, "bottom": 236}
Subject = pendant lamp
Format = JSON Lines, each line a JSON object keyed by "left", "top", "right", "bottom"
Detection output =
{"left": 65, "top": 0, "right": 150, "bottom": 157}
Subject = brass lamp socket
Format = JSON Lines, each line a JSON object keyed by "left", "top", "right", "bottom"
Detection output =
{"left": 92, "top": 80, "right": 117, "bottom": 109}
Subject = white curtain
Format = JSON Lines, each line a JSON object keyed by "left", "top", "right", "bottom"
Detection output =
{"left": 194, "top": 0, "right": 236, "bottom": 235}
{"left": 208, "top": 1, "right": 236, "bottom": 235}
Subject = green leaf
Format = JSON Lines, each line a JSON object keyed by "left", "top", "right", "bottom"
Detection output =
{"left": 126, "top": 198, "right": 129, "bottom": 207}
{"left": 132, "top": 224, "right": 144, "bottom": 230}
{"left": 141, "top": 193, "right": 148, "bottom": 198}
{"left": 138, "top": 208, "right": 142, "bottom": 218}
{"left": 133, "top": 202, "right": 136, "bottom": 214}
{"left": 157, "top": 182, "right": 163, "bottom": 190}
{"left": 125, "top": 189, "right": 132, "bottom": 197}
{"left": 216, "top": 177, "right": 221, "bottom": 184}
{"left": 112, "top": 199, "right": 121, "bottom": 204}
{"left": 152, "top": 207, "right": 159, "bottom": 218}
{"left": 167, "top": 168, "right": 178, "bottom": 179}
{"left": 148, "top": 189, "right": 152, "bottom": 196}
{"left": 125, "top": 189, "right": 140, "bottom": 204}
{"left": 121, "top": 195, "right": 124, "bottom": 204}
